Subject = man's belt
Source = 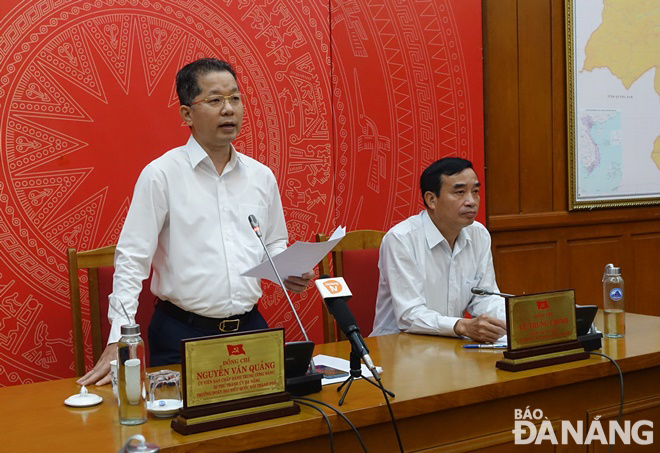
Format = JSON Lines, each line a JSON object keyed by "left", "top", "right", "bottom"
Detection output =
{"left": 156, "top": 299, "right": 252, "bottom": 333}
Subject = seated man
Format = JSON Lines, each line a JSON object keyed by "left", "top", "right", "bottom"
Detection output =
{"left": 78, "top": 58, "right": 312, "bottom": 386}
{"left": 371, "top": 157, "right": 506, "bottom": 342}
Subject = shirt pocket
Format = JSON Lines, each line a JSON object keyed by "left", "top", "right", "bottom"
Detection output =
{"left": 237, "top": 204, "right": 269, "bottom": 254}
{"left": 462, "top": 276, "right": 481, "bottom": 305}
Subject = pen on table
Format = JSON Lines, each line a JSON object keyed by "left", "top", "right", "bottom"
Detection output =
{"left": 462, "top": 344, "right": 507, "bottom": 349}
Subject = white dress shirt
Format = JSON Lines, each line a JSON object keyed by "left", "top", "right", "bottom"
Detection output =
{"left": 371, "top": 210, "right": 504, "bottom": 337}
{"left": 108, "top": 135, "right": 288, "bottom": 343}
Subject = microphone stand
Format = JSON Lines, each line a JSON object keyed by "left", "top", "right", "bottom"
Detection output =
{"left": 249, "top": 216, "right": 315, "bottom": 371}
{"left": 336, "top": 344, "right": 395, "bottom": 406}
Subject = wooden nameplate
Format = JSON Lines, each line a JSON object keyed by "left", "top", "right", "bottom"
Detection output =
{"left": 172, "top": 391, "right": 299, "bottom": 434}
{"left": 496, "top": 290, "right": 588, "bottom": 372}
{"left": 496, "top": 343, "right": 589, "bottom": 371}
{"left": 172, "top": 328, "right": 299, "bottom": 435}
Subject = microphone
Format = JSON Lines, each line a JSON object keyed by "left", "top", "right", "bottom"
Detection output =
{"left": 471, "top": 287, "right": 515, "bottom": 298}
{"left": 248, "top": 215, "right": 262, "bottom": 238}
{"left": 316, "top": 275, "right": 380, "bottom": 380}
{"left": 247, "top": 215, "right": 313, "bottom": 359}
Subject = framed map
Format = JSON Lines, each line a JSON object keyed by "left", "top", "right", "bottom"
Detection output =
{"left": 566, "top": 0, "right": 660, "bottom": 210}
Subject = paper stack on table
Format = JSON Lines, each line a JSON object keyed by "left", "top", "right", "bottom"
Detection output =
{"left": 313, "top": 354, "right": 383, "bottom": 386}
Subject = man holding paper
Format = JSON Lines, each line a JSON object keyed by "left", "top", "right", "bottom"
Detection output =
{"left": 371, "top": 158, "right": 506, "bottom": 342}
{"left": 78, "top": 58, "right": 313, "bottom": 386}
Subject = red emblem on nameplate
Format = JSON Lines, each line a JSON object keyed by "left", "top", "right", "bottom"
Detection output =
{"left": 536, "top": 300, "right": 550, "bottom": 310}
{"left": 227, "top": 344, "right": 246, "bottom": 356}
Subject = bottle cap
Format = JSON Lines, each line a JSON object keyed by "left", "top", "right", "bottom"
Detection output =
{"left": 604, "top": 264, "right": 621, "bottom": 276}
{"left": 120, "top": 324, "right": 141, "bottom": 336}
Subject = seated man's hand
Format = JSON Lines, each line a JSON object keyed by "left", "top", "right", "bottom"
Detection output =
{"left": 76, "top": 342, "right": 117, "bottom": 386}
{"left": 283, "top": 271, "right": 314, "bottom": 294}
{"left": 454, "top": 315, "right": 506, "bottom": 343}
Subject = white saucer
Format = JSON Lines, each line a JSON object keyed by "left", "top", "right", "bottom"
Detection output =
{"left": 64, "top": 393, "right": 103, "bottom": 407}
{"left": 147, "top": 399, "right": 182, "bottom": 417}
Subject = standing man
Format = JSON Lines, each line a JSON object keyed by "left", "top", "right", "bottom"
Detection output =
{"left": 78, "top": 58, "right": 312, "bottom": 386}
{"left": 371, "top": 158, "right": 506, "bottom": 342}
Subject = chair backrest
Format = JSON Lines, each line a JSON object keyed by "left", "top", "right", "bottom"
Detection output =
{"left": 316, "top": 230, "right": 386, "bottom": 343}
{"left": 67, "top": 245, "right": 154, "bottom": 376}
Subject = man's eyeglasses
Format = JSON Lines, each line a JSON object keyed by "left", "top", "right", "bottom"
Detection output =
{"left": 189, "top": 93, "right": 244, "bottom": 108}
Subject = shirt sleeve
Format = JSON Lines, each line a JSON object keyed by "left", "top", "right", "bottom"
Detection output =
{"left": 263, "top": 171, "right": 288, "bottom": 258}
{"left": 107, "top": 164, "right": 168, "bottom": 343}
{"left": 465, "top": 229, "right": 506, "bottom": 321}
{"left": 380, "top": 232, "right": 462, "bottom": 336}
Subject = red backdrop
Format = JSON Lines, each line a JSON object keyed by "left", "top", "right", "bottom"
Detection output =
{"left": 0, "top": 0, "right": 483, "bottom": 385}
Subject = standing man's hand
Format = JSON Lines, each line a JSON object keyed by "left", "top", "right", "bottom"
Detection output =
{"left": 284, "top": 271, "right": 315, "bottom": 294}
{"left": 76, "top": 343, "right": 117, "bottom": 386}
{"left": 454, "top": 315, "right": 507, "bottom": 343}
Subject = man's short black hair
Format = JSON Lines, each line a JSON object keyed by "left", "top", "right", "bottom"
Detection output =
{"left": 176, "top": 58, "right": 238, "bottom": 106}
{"left": 420, "top": 157, "right": 474, "bottom": 208}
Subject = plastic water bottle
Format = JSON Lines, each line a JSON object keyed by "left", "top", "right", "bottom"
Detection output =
{"left": 602, "top": 264, "right": 625, "bottom": 338}
{"left": 117, "top": 324, "right": 147, "bottom": 425}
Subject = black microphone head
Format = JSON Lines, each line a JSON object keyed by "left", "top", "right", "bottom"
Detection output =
{"left": 319, "top": 274, "right": 331, "bottom": 279}
{"left": 248, "top": 214, "right": 259, "bottom": 229}
{"left": 471, "top": 287, "right": 487, "bottom": 296}
{"left": 248, "top": 214, "right": 262, "bottom": 237}
{"left": 324, "top": 297, "right": 358, "bottom": 334}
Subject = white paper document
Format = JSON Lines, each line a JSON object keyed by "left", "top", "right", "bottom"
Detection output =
{"left": 313, "top": 354, "right": 383, "bottom": 386}
{"left": 241, "top": 226, "right": 346, "bottom": 284}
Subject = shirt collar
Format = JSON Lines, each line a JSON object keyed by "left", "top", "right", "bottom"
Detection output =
{"left": 422, "top": 210, "right": 473, "bottom": 251}
{"left": 456, "top": 225, "right": 473, "bottom": 252}
{"left": 422, "top": 210, "right": 444, "bottom": 249}
{"left": 184, "top": 135, "right": 249, "bottom": 172}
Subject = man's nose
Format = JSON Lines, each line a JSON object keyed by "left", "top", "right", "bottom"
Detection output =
{"left": 220, "top": 99, "right": 234, "bottom": 114}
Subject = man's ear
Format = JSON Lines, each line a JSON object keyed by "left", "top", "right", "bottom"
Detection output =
{"left": 424, "top": 191, "right": 436, "bottom": 209}
{"left": 179, "top": 105, "right": 193, "bottom": 126}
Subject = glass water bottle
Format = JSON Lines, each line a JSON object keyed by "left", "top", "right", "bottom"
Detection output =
{"left": 603, "top": 264, "right": 625, "bottom": 339}
{"left": 117, "top": 324, "right": 147, "bottom": 425}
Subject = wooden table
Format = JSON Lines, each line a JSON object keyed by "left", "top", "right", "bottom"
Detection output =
{"left": 2, "top": 312, "right": 659, "bottom": 452}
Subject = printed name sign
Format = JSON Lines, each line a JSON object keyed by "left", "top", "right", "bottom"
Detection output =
{"left": 172, "top": 328, "right": 299, "bottom": 435}
{"left": 507, "top": 290, "right": 577, "bottom": 351}
{"left": 496, "top": 290, "right": 589, "bottom": 372}
{"left": 184, "top": 330, "right": 284, "bottom": 407}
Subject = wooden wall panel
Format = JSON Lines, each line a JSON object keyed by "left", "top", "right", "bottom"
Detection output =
{"left": 586, "top": 396, "right": 660, "bottom": 453}
{"left": 483, "top": 0, "right": 519, "bottom": 216}
{"left": 431, "top": 421, "right": 562, "bottom": 453}
{"left": 484, "top": 0, "right": 660, "bottom": 316}
{"left": 494, "top": 242, "right": 557, "bottom": 296}
{"left": 492, "top": 220, "right": 660, "bottom": 316}
{"left": 632, "top": 234, "right": 660, "bottom": 316}
{"left": 550, "top": 0, "right": 567, "bottom": 211}
{"left": 518, "top": 0, "right": 554, "bottom": 213}
{"left": 567, "top": 237, "right": 622, "bottom": 307}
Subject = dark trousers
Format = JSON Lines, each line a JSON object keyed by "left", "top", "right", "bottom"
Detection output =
{"left": 148, "top": 304, "right": 268, "bottom": 367}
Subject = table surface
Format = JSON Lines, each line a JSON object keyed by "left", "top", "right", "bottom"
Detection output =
{"left": 2, "top": 312, "right": 659, "bottom": 452}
